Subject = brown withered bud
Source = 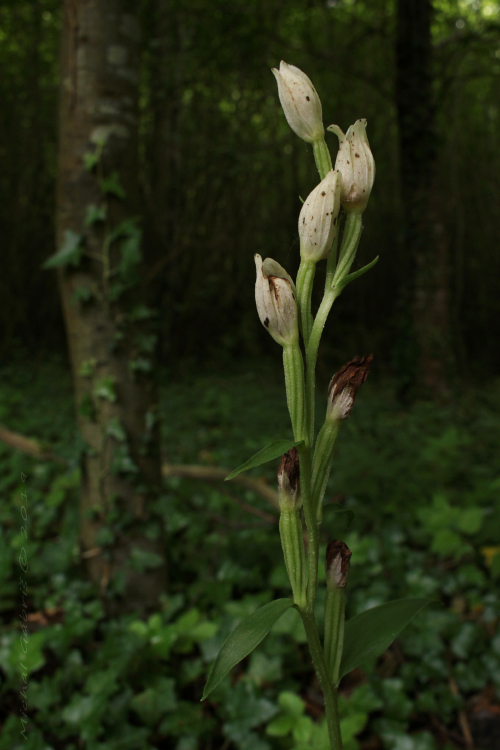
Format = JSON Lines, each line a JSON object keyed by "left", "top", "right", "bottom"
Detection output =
{"left": 327, "top": 354, "right": 373, "bottom": 421}
{"left": 277, "top": 447, "right": 301, "bottom": 510}
{"left": 325, "top": 540, "right": 352, "bottom": 590}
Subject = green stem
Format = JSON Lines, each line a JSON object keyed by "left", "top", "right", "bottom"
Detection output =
{"left": 300, "top": 610, "right": 343, "bottom": 749}
{"left": 282, "top": 343, "right": 306, "bottom": 442}
{"left": 305, "top": 214, "right": 362, "bottom": 446}
{"left": 296, "top": 444, "right": 317, "bottom": 610}
{"left": 311, "top": 418, "right": 341, "bottom": 521}
{"left": 313, "top": 138, "right": 333, "bottom": 180}
{"left": 279, "top": 510, "right": 307, "bottom": 609}
{"left": 296, "top": 260, "right": 316, "bottom": 348}
{"left": 324, "top": 588, "right": 345, "bottom": 686}
{"left": 305, "top": 287, "right": 337, "bottom": 446}
{"left": 332, "top": 213, "right": 363, "bottom": 288}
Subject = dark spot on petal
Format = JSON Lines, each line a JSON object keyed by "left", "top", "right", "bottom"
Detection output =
{"left": 347, "top": 160, "right": 350, "bottom": 165}
{"left": 355, "top": 153, "right": 360, "bottom": 158}
{"left": 321, "top": 191, "right": 326, "bottom": 196}
{"left": 264, "top": 317, "right": 269, "bottom": 327}
{"left": 334, "top": 217, "right": 337, "bottom": 225}
{"left": 363, "top": 189, "right": 366, "bottom": 193}
{"left": 306, "top": 96, "right": 310, "bottom": 101}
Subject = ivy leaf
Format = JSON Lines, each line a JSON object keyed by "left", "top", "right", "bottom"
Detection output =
{"left": 100, "top": 171, "right": 126, "bottom": 199}
{"left": 43, "top": 230, "right": 83, "bottom": 269}
{"left": 93, "top": 377, "right": 117, "bottom": 403}
{"left": 119, "top": 230, "right": 142, "bottom": 278}
{"left": 225, "top": 440, "right": 304, "bottom": 481}
{"left": 340, "top": 598, "right": 432, "bottom": 679}
{"left": 83, "top": 151, "right": 99, "bottom": 171}
{"left": 84, "top": 203, "right": 107, "bottom": 227}
{"left": 202, "top": 599, "right": 294, "bottom": 699}
{"left": 72, "top": 285, "right": 94, "bottom": 304}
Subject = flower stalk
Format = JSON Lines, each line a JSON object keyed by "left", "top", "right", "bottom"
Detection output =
{"left": 253, "top": 63, "right": 377, "bottom": 749}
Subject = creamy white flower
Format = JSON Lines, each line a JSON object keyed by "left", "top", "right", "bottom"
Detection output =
{"left": 272, "top": 61, "right": 324, "bottom": 144}
{"left": 298, "top": 170, "right": 342, "bottom": 262}
{"left": 328, "top": 119, "right": 375, "bottom": 213}
{"left": 255, "top": 255, "right": 298, "bottom": 346}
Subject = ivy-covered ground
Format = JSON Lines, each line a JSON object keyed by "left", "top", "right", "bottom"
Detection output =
{"left": 1, "top": 356, "right": 500, "bottom": 750}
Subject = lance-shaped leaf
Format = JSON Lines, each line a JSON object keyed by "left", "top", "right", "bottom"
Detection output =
{"left": 202, "top": 599, "right": 295, "bottom": 700}
{"left": 334, "top": 256, "right": 379, "bottom": 295}
{"left": 225, "top": 439, "right": 304, "bottom": 481}
{"left": 339, "top": 598, "right": 432, "bottom": 679}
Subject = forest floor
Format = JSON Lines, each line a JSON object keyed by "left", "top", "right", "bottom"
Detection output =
{"left": 0, "top": 354, "right": 500, "bottom": 750}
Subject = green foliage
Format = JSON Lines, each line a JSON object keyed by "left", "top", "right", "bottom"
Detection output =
{"left": 1, "top": 359, "right": 500, "bottom": 749}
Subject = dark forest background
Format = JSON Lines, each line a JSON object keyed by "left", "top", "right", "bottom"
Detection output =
{"left": 2, "top": 0, "right": 500, "bottom": 378}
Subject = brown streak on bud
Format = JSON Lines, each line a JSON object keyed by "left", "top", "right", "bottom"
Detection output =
{"left": 328, "top": 354, "right": 373, "bottom": 419}
{"left": 278, "top": 447, "right": 300, "bottom": 491}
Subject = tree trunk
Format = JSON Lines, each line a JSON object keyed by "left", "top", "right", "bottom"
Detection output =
{"left": 56, "top": 0, "right": 167, "bottom": 612}
{"left": 395, "top": 0, "right": 453, "bottom": 397}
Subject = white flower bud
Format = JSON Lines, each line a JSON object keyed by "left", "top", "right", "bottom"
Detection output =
{"left": 255, "top": 255, "right": 298, "bottom": 346}
{"left": 271, "top": 61, "right": 324, "bottom": 144}
{"left": 298, "top": 170, "right": 342, "bottom": 263}
{"left": 328, "top": 119, "right": 375, "bottom": 213}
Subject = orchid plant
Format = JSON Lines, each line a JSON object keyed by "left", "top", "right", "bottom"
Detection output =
{"left": 202, "top": 62, "right": 430, "bottom": 749}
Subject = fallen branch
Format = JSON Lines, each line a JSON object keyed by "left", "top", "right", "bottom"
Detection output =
{"left": 0, "top": 423, "right": 65, "bottom": 464}
{"left": 0, "top": 423, "right": 280, "bottom": 509}
{"left": 162, "top": 463, "right": 279, "bottom": 509}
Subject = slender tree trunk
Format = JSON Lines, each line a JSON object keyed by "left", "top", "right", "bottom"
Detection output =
{"left": 56, "top": 0, "right": 167, "bottom": 612}
{"left": 395, "top": 0, "right": 453, "bottom": 397}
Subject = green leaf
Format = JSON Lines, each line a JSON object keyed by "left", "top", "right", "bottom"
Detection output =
{"left": 202, "top": 599, "right": 294, "bottom": 699}
{"left": 83, "top": 151, "right": 99, "bottom": 171}
{"left": 72, "top": 285, "right": 94, "bottom": 303}
{"left": 130, "top": 547, "right": 164, "bottom": 572}
{"left": 84, "top": 203, "right": 107, "bottom": 226}
{"left": 119, "top": 230, "right": 142, "bottom": 278}
{"left": 225, "top": 440, "right": 304, "bottom": 481}
{"left": 334, "top": 256, "right": 379, "bottom": 294}
{"left": 43, "top": 230, "right": 83, "bottom": 269}
{"left": 340, "top": 598, "right": 432, "bottom": 678}
{"left": 278, "top": 691, "right": 305, "bottom": 717}
{"left": 266, "top": 714, "right": 296, "bottom": 736}
{"left": 93, "top": 376, "right": 117, "bottom": 402}
{"left": 100, "top": 171, "right": 126, "bottom": 199}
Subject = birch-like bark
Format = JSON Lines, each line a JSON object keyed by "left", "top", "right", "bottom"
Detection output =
{"left": 56, "top": 0, "right": 167, "bottom": 611}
